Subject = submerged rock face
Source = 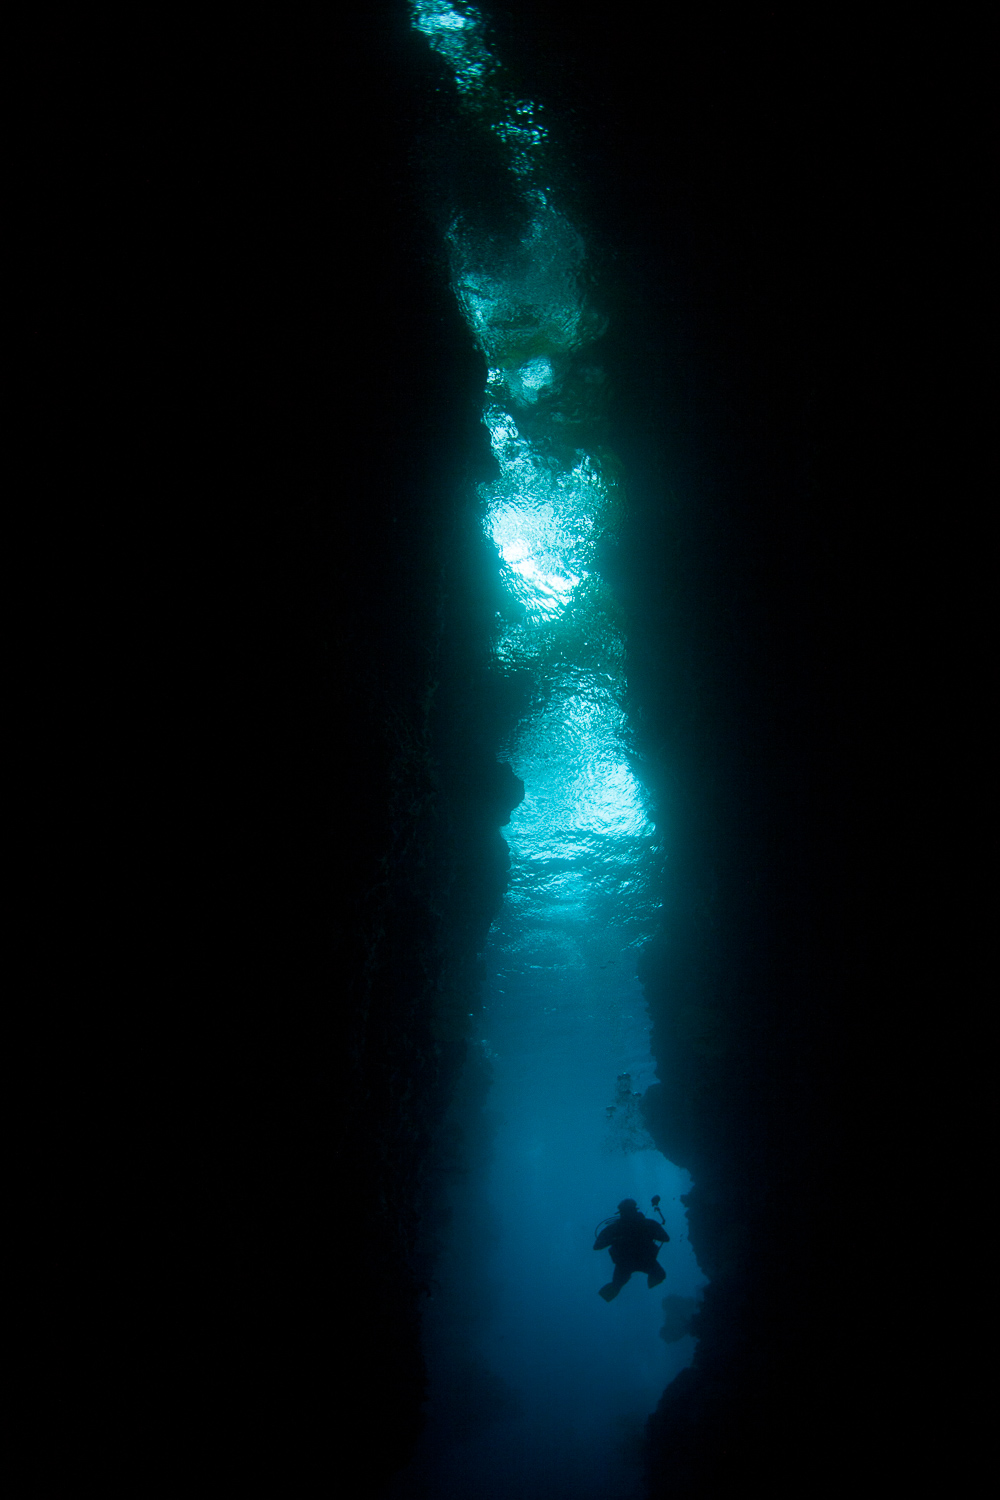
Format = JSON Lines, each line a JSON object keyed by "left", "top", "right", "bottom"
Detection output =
{"left": 65, "top": 9, "right": 522, "bottom": 1492}
{"left": 660, "top": 1296, "right": 702, "bottom": 1346}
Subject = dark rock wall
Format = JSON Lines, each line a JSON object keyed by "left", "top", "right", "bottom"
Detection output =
{"left": 481, "top": 5, "right": 909, "bottom": 1492}
{"left": 46, "top": 8, "right": 519, "bottom": 1491}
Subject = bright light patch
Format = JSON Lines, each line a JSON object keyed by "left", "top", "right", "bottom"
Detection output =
{"left": 519, "top": 356, "right": 553, "bottom": 390}
{"left": 480, "top": 405, "right": 609, "bottom": 623}
{"left": 508, "top": 673, "right": 655, "bottom": 858}
{"left": 449, "top": 199, "right": 596, "bottom": 364}
{"left": 410, "top": 1, "right": 550, "bottom": 174}
{"left": 513, "top": 355, "right": 555, "bottom": 403}
{"left": 410, "top": 0, "right": 494, "bottom": 95}
{"left": 489, "top": 498, "right": 585, "bottom": 619}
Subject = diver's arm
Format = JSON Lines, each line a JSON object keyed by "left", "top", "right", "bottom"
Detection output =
{"left": 594, "top": 1226, "right": 615, "bottom": 1250}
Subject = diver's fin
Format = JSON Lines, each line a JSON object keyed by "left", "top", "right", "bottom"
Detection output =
{"left": 598, "top": 1283, "right": 620, "bottom": 1302}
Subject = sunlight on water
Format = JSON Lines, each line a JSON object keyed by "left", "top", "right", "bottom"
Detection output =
{"left": 481, "top": 406, "right": 608, "bottom": 623}
{"left": 412, "top": 0, "right": 550, "bottom": 173}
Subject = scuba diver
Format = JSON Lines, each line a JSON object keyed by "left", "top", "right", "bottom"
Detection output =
{"left": 593, "top": 1198, "right": 669, "bottom": 1302}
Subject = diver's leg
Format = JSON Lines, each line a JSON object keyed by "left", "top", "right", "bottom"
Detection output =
{"left": 599, "top": 1264, "right": 633, "bottom": 1302}
{"left": 646, "top": 1261, "right": 666, "bottom": 1289}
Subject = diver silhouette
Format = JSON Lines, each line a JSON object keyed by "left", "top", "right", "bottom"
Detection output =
{"left": 593, "top": 1198, "right": 669, "bottom": 1301}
